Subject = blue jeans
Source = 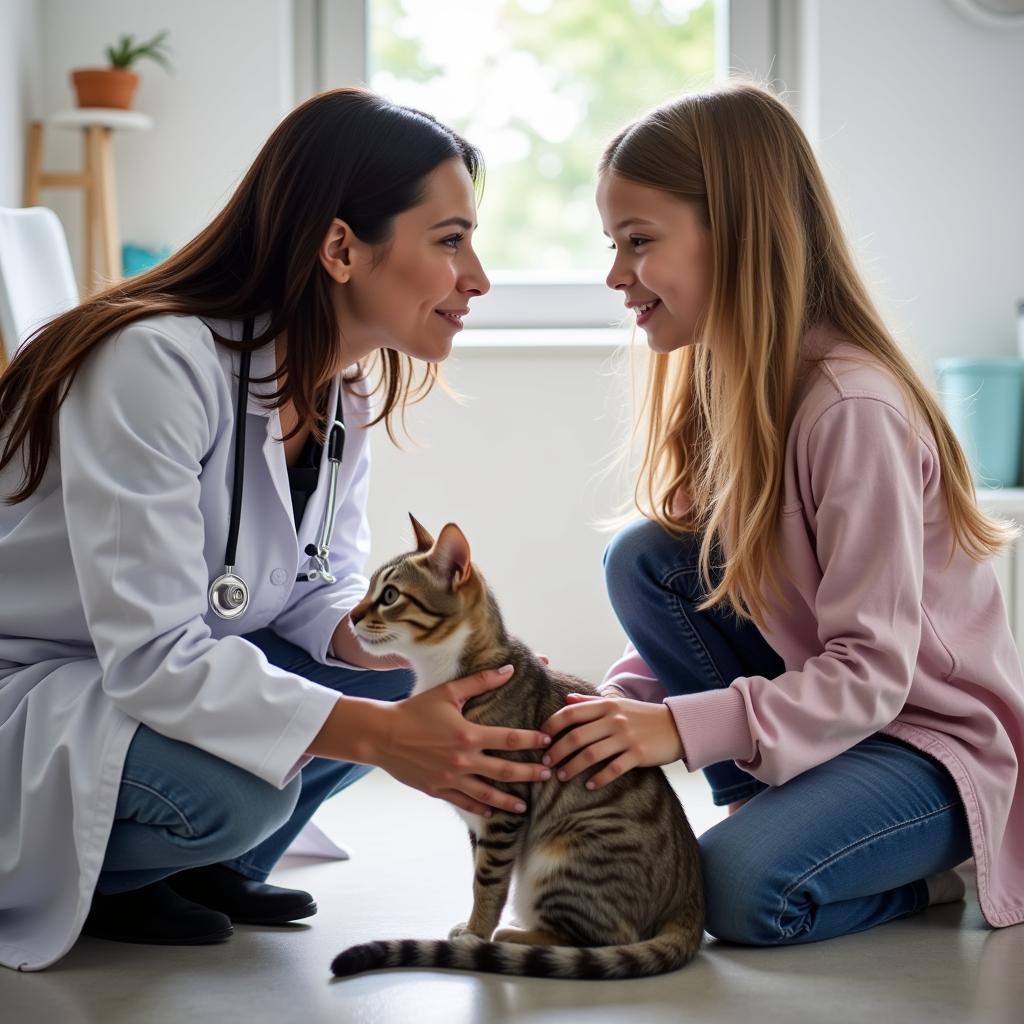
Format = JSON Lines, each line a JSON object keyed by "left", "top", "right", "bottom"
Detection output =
{"left": 603, "top": 518, "right": 973, "bottom": 945}
{"left": 96, "top": 629, "right": 413, "bottom": 895}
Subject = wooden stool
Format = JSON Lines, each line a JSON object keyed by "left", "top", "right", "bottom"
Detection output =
{"left": 23, "top": 108, "right": 153, "bottom": 296}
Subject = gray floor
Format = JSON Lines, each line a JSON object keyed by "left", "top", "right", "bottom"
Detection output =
{"left": 3, "top": 763, "right": 1021, "bottom": 1024}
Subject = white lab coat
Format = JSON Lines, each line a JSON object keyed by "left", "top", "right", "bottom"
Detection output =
{"left": 0, "top": 313, "right": 374, "bottom": 971}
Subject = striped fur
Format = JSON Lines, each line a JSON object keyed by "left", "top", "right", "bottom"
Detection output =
{"left": 331, "top": 921, "right": 701, "bottom": 980}
{"left": 337, "top": 518, "right": 704, "bottom": 980}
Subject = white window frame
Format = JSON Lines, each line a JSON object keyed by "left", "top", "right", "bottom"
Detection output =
{"left": 293, "top": 0, "right": 793, "bottom": 333}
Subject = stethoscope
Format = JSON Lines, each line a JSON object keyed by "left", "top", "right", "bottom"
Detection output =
{"left": 208, "top": 318, "right": 346, "bottom": 620}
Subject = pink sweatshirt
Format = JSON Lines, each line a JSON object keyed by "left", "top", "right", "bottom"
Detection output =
{"left": 602, "top": 330, "right": 1024, "bottom": 928}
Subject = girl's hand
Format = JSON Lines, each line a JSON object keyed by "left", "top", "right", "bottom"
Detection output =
{"left": 376, "top": 666, "right": 553, "bottom": 817}
{"left": 539, "top": 693, "right": 684, "bottom": 790}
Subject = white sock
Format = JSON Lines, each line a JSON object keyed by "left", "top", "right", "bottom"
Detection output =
{"left": 925, "top": 868, "right": 966, "bottom": 906}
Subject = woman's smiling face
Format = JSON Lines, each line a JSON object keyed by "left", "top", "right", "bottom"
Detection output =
{"left": 334, "top": 157, "right": 490, "bottom": 364}
{"left": 596, "top": 172, "right": 713, "bottom": 353}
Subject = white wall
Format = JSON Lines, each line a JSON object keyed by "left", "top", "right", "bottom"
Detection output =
{"left": 802, "top": 0, "right": 1024, "bottom": 372}
{"left": 16, "top": 0, "right": 1024, "bottom": 683}
{"left": 35, "top": 0, "right": 295, "bottom": 285}
{"left": 0, "top": 0, "right": 40, "bottom": 207}
{"left": 365, "top": 341, "right": 635, "bottom": 681}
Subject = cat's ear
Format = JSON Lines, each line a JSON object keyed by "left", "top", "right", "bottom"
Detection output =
{"left": 430, "top": 522, "right": 473, "bottom": 590}
{"left": 408, "top": 513, "right": 435, "bottom": 553}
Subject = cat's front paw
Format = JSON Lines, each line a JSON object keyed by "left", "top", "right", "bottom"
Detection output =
{"left": 447, "top": 922, "right": 485, "bottom": 945}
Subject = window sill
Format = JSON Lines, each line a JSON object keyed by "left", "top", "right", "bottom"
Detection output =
{"left": 454, "top": 327, "right": 632, "bottom": 351}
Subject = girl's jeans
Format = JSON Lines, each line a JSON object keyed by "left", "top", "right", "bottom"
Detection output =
{"left": 96, "top": 628, "right": 413, "bottom": 895}
{"left": 604, "top": 518, "right": 973, "bottom": 946}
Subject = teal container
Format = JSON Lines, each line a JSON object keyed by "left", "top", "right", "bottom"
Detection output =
{"left": 122, "top": 243, "right": 171, "bottom": 277}
{"left": 936, "top": 357, "right": 1024, "bottom": 488}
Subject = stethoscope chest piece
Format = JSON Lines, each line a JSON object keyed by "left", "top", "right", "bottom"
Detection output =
{"left": 209, "top": 571, "right": 250, "bottom": 619}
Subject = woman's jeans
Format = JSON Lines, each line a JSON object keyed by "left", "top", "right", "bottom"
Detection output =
{"left": 603, "top": 518, "right": 973, "bottom": 946}
{"left": 96, "top": 629, "right": 413, "bottom": 895}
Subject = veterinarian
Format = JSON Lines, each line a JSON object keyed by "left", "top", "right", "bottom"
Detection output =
{"left": 0, "top": 88, "right": 552, "bottom": 971}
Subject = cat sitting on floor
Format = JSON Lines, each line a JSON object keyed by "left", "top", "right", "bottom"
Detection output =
{"left": 330, "top": 515, "right": 704, "bottom": 980}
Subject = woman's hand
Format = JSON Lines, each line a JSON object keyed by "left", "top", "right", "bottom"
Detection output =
{"left": 375, "top": 666, "right": 553, "bottom": 817}
{"left": 539, "top": 693, "right": 684, "bottom": 790}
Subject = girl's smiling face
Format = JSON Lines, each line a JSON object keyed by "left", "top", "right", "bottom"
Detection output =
{"left": 596, "top": 172, "right": 713, "bottom": 353}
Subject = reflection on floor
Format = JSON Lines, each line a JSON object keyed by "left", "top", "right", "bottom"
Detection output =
{"left": 3, "top": 763, "right": 1021, "bottom": 1024}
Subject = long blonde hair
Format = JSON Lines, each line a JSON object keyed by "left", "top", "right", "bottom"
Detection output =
{"left": 600, "top": 81, "right": 1014, "bottom": 626}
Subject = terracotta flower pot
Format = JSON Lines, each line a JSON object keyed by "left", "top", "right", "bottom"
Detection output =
{"left": 71, "top": 68, "right": 140, "bottom": 110}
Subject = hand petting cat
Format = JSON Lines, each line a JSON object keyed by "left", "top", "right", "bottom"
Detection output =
{"left": 540, "top": 692, "right": 685, "bottom": 790}
{"left": 308, "top": 664, "right": 552, "bottom": 818}
{"left": 369, "top": 666, "right": 553, "bottom": 817}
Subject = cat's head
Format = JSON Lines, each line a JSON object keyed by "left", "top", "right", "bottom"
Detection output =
{"left": 349, "top": 515, "right": 500, "bottom": 675}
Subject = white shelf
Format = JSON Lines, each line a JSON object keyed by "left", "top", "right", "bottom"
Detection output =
{"left": 976, "top": 490, "right": 1024, "bottom": 651}
{"left": 977, "top": 488, "right": 1024, "bottom": 512}
{"left": 48, "top": 108, "right": 153, "bottom": 132}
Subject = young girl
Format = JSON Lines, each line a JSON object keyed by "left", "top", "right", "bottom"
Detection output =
{"left": 541, "top": 81, "right": 1024, "bottom": 945}
{"left": 0, "top": 88, "right": 552, "bottom": 971}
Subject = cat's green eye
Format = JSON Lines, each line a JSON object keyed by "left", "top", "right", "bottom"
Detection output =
{"left": 379, "top": 585, "right": 400, "bottom": 607}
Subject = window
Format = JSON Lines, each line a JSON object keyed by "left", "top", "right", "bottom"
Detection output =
{"left": 370, "top": 0, "right": 718, "bottom": 278}
{"left": 303, "top": 0, "right": 783, "bottom": 331}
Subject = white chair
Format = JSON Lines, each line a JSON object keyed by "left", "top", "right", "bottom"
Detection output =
{"left": 0, "top": 206, "right": 79, "bottom": 369}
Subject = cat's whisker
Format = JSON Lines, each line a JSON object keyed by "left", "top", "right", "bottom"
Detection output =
{"left": 356, "top": 632, "right": 397, "bottom": 647}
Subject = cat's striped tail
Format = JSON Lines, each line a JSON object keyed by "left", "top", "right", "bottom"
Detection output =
{"left": 330, "top": 920, "right": 702, "bottom": 980}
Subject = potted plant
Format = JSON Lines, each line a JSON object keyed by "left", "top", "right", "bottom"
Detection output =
{"left": 71, "top": 31, "right": 172, "bottom": 110}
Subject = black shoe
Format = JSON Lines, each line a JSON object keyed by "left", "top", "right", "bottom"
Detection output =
{"left": 166, "top": 863, "right": 317, "bottom": 925}
{"left": 82, "top": 880, "right": 234, "bottom": 946}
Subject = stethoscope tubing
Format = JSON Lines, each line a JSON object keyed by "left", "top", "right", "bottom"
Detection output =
{"left": 223, "top": 345, "right": 252, "bottom": 571}
{"left": 208, "top": 317, "right": 345, "bottom": 619}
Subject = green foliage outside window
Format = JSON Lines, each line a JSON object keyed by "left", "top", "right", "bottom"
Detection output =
{"left": 370, "top": 0, "right": 717, "bottom": 274}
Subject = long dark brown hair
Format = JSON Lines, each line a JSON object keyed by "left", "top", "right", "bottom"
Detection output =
{"left": 0, "top": 87, "right": 482, "bottom": 505}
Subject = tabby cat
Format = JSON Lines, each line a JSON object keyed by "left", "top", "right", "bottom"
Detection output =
{"left": 330, "top": 515, "right": 704, "bottom": 981}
